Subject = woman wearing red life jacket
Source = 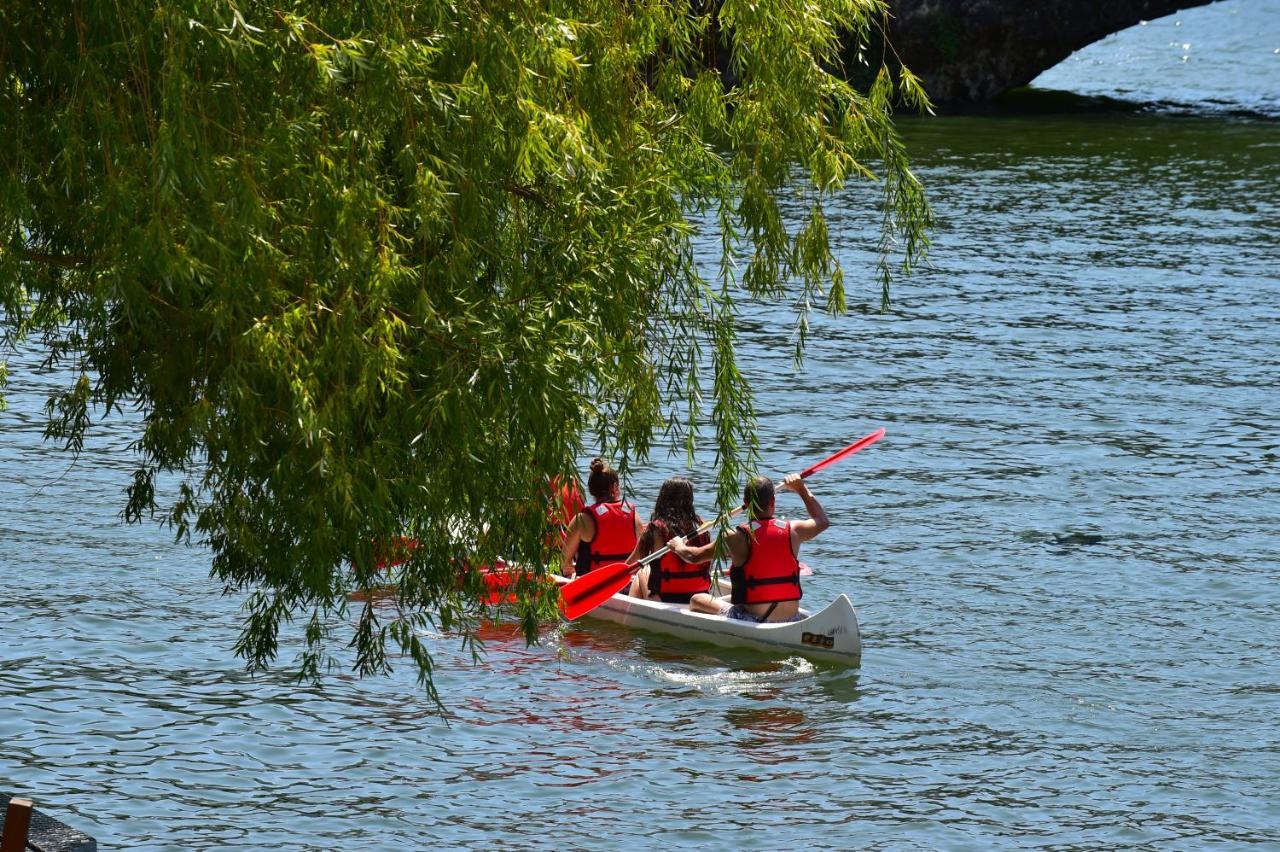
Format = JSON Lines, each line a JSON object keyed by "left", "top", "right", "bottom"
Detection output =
{"left": 545, "top": 473, "right": 585, "bottom": 549}
{"left": 671, "top": 472, "right": 828, "bottom": 623}
{"left": 560, "top": 458, "right": 645, "bottom": 579}
{"left": 625, "top": 477, "right": 711, "bottom": 604}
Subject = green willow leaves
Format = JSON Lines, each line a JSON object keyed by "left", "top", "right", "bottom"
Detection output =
{"left": 0, "top": 1, "right": 929, "bottom": 697}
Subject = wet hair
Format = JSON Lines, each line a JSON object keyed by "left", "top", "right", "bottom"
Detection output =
{"left": 586, "top": 458, "right": 620, "bottom": 502}
{"left": 743, "top": 475, "right": 775, "bottom": 519}
{"left": 644, "top": 477, "right": 702, "bottom": 550}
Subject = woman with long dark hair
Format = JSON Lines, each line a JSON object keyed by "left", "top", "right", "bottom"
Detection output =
{"left": 627, "top": 476, "right": 711, "bottom": 603}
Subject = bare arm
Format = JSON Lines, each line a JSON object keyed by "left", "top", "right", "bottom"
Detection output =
{"left": 668, "top": 530, "right": 714, "bottom": 563}
{"left": 624, "top": 525, "right": 653, "bottom": 566}
{"left": 670, "top": 525, "right": 747, "bottom": 566}
{"left": 560, "top": 513, "right": 590, "bottom": 577}
{"left": 781, "top": 473, "right": 828, "bottom": 545}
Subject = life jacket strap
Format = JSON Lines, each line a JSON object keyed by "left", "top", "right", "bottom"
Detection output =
{"left": 660, "top": 566, "right": 707, "bottom": 580}
{"left": 590, "top": 551, "right": 632, "bottom": 563}
{"left": 745, "top": 574, "right": 800, "bottom": 587}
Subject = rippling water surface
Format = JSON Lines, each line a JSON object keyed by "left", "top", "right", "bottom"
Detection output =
{"left": 3, "top": 3, "right": 1279, "bottom": 849}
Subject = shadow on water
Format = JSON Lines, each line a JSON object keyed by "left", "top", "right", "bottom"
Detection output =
{"left": 932, "top": 86, "right": 1280, "bottom": 122}
{"left": 1019, "top": 529, "right": 1108, "bottom": 554}
{"left": 936, "top": 87, "right": 1150, "bottom": 117}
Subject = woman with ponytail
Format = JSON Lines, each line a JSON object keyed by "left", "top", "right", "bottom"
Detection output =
{"left": 560, "top": 459, "right": 644, "bottom": 579}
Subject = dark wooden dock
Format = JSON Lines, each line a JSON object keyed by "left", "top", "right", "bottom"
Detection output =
{"left": 1, "top": 795, "right": 95, "bottom": 852}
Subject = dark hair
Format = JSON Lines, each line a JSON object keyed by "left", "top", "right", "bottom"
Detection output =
{"left": 586, "top": 458, "right": 620, "bottom": 502}
{"left": 644, "top": 477, "right": 702, "bottom": 551}
{"left": 743, "top": 475, "right": 774, "bottom": 519}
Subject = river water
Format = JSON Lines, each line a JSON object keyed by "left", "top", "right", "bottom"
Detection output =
{"left": 2, "top": 2, "right": 1278, "bottom": 849}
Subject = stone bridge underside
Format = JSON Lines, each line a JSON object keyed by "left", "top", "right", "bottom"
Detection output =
{"left": 881, "top": 0, "right": 1221, "bottom": 102}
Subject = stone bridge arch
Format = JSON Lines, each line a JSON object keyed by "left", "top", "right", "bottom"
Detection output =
{"left": 883, "top": 0, "right": 1223, "bottom": 102}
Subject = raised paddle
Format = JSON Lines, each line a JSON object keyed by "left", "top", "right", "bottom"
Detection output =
{"left": 558, "top": 427, "right": 886, "bottom": 620}
{"left": 798, "top": 428, "right": 886, "bottom": 478}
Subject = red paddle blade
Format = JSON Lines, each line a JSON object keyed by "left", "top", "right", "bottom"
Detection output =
{"left": 462, "top": 561, "right": 559, "bottom": 605}
{"left": 799, "top": 428, "right": 886, "bottom": 479}
{"left": 559, "top": 561, "right": 634, "bottom": 620}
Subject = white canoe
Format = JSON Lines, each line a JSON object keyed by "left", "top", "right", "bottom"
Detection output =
{"left": 553, "top": 575, "right": 861, "bottom": 666}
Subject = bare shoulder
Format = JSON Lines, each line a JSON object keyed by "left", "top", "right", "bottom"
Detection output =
{"left": 791, "top": 516, "right": 825, "bottom": 543}
{"left": 724, "top": 525, "right": 751, "bottom": 559}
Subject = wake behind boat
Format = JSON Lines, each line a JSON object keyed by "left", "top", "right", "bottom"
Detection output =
{"left": 552, "top": 575, "right": 861, "bottom": 666}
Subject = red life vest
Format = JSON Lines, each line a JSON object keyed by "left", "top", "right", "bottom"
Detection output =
{"left": 730, "top": 517, "right": 802, "bottom": 605}
{"left": 646, "top": 520, "right": 710, "bottom": 601}
{"left": 575, "top": 501, "right": 638, "bottom": 575}
{"left": 545, "top": 476, "right": 585, "bottom": 549}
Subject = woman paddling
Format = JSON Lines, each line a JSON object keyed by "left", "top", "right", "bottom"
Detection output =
{"left": 560, "top": 459, "right": 645, "bottom": 579}
{"left": 625, "top": 477, "right": 712, "bottom": 603}
{"left": 671, "top": 473, "right": 828, "bottom": 623}
{"left": 545, "top": 472, "right": 585, "bottom": 549}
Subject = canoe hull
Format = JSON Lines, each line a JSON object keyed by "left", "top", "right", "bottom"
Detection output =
{"left": 555, "top": 576, "right": 861, "bottom": 666}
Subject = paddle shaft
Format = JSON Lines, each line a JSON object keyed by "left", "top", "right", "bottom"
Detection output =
{"left": 612, "top": 428, "right": 883, "bottom": 571}
{"left": 605, "top": 511, "right": 724, "bottom": 582}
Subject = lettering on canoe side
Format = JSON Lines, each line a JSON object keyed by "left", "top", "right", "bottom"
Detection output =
{"left": 801, "top": 631, "right": 835, "bottom": 648}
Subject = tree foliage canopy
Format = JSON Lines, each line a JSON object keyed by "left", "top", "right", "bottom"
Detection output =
{"left": 0, "top": 0, "right": 929, "bottom": 698}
